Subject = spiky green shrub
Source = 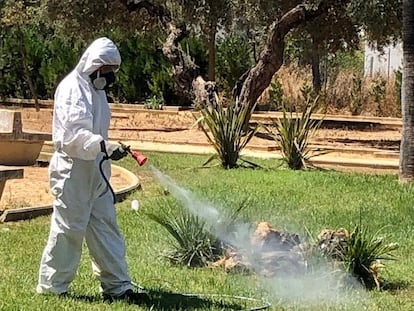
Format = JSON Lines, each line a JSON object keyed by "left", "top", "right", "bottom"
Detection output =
{"left": 196, "top": 94, "right": 259, "bottom": 169}
{"left": 266, "top": 98, "right": 324, "bottom": 170}
{"left": 342, "top": 226, "right": 399, "bottom": 289}
{"left": 316, "top": 225, "right": 398, "bottom": 289}
{"left": 145, "top": 197, "right": 251, "bottom": 267}
{"left": 146, "top": 209, "right": 223, "bottom": 267}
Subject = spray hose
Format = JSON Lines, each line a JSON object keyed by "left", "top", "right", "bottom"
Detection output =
{"left": 99, "top": 157, "right": 117, "bottom": 203}
{"left": 131, "top": 281, "right": 271, "bottom": 310}
{"left": 99, "top": 142, "right": 148, "bottom": 204}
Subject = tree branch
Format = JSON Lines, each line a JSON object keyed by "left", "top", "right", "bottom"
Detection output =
{"left": 234, "top": 0, "right": 349, "bottom": 107}
{"left": 119, "top": 0, "right": 171, "bottom": 25}
{"left": 162, "top": 22, "right": 199, "bottom": 103}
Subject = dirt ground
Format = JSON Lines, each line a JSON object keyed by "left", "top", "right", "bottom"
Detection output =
{"left": 17, "top": 106, "right": 402, "bottom": 151}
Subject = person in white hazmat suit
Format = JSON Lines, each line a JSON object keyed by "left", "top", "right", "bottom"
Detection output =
{"left": 37, "top": 37, "right": 148, "bottom": 304}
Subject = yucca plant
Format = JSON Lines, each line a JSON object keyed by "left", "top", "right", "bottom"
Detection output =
{"left": 145, "top": 197, "right": 251, "bottom": 267}
{"left": 195, "top": 94, "right": 259, "bottom": 169}
{"left": 312, "top": 225, "right": 398, "bottom": 289}
{"left": 146, "top": 209, "right": 223, "bottom": 267}
{"left": 342, "top": 225, "right": 399, "bottom": 289}
{"left": 266, "top": 97, "right": 324, "bottom": 170}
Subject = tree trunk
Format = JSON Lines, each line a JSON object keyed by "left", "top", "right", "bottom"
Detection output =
{"left": 207, "top": 26, "right": 216, "bottom": 81}
{"left": 399, "top": 0, "right": 414, "bottom": 183}
{"left": 120, "top": 1, "right": 215, "bottom": 106}
{"left": 311, "top": 38, "right": 322, "bottom": 94}
{"left": 234, "top": 0, "right": 342, "bottom": 108}
{"left": 161, "top": 22, "right": 198, "bottom": 104}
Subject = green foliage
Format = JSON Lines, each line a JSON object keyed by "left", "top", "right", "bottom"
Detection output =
{"left": 283, "top": 0, "right": 400, "bottom": 86}
{"left": 1, "top": 27, "right": 35, "bottom": 99}
{"left": 1, "top": 0, "right": 402, "bottom": 110}
{"left": 350, "top": 0, "right": 402, "bottom": 46}
{"left": 181, "top": 36, "right": 209, "bottom": 78}
{"left": 269, "top": 79, "right": 284, "bottom": 108}
{"left": 370, "top": 77, "right": 387, "bottom": 115}
{"left": 0, "top": 25, "right": 81, "bottom": 100}
{"left": 267, "top": 98, "right": 324, "bottom": 170}
{"left": 38, "top": 34, "right": 82, "bottom": 97}
{"left": 144, "top": 94, "right": 164, "bottom": 110}
{"left": 216, "top": 33, "right": 253, "bottom": 95}
{"left": 145, "top": 204, "right": 222, "bottom": 267}
{"left": 0, "top": 28, "right": 24, "bottom": 98}
{"left": 315, "top": 224, "right": 399, "bottom": 290}
{"left": 327, "top": 49, "right": 365, "bottom": 83}
{"left": 262, "top": 78, "right": 285, "bottom": 111}
{"left": 0, "top": 26, "right": 176, "bottom": 104}
{"left": 342, "top": 226, "right": 399, "bottom": 289}
{"left": 0, "top": 1, "right": 51, "bottom": 100}
{"left": 144, "top": 197, "right": 250, "bottom": 268}
{"left": 42, "top": 0, "right": 149, "bottom": 40}
{"left": 196, "top": 94, "right": 259, "bottom": 169}
{"left": 299, "top": 84, "right": 318, "bottom": 107}
{"left": 329, "top": 50, "right": 365, "bottom": 74}
{"left": 113, "top": 33, "right": 174, "bottom": 104}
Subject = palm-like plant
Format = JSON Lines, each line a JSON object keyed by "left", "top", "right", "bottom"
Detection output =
{"left": 146, "top": 209, "right": 223, "bottom": 267}
{"left": 316, "top": 225, "right": 399, "bottom": 289}
{"left": 342, "top": 225, "right": 399, "bottom": 289}
{"left": 195, "top": 94, "right": 259, "bottom": 169}
{"left": 145, "top": 197, "right": 251, "bottom": 267}
{"left": 266, "top": 97, "right": 324, "bottom": 170}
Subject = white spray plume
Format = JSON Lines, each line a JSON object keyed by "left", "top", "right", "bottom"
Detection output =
{"left": 150, "top": 165, "right": 368, "bottom": 307}
{"left": 150, "top": 166, "right": 222, "bottom": 226}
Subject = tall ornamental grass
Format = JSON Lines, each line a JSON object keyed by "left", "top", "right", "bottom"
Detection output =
{"left": 266, "top": 98, "right": 324, "bottom": 170}
{"left": 195, "top": 94, "right": 259, "bottom": 169}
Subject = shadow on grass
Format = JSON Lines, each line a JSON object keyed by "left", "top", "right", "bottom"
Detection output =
{"left": 381, "top": 280, "right": 411, "bottom": 293}
{"left": 63, "top": 293, "right": 101, "bottom": 303}
{"left": 142, "top": 288, "right": 245, "bottom": 310}
{"left": 65, "top": 289, "right": 247, "bottom": 310}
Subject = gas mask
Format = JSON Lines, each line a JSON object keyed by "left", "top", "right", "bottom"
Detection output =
{"left": 90, "top": 70, "right": 116, "bottom": 91}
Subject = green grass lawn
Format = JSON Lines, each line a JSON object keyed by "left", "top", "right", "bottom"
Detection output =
{"left": 1, "top": 151, "right": 414, "bottom": 310}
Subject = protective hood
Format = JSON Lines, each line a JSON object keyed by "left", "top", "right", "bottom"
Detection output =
{"left": 51, "top": 37, "right": 121, "bottom": 162}
{"left": 75, "top": 37, "right": 121, "bottom": 76}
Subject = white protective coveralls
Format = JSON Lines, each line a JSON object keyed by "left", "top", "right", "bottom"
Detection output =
{"left": 37, "top": 37, "right": 133, "bottom": 296}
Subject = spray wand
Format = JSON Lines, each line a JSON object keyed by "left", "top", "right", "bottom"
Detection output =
{"left": 99, "top": 142, "right": 148, "bottom": 204}
{"left": 119, "top": 141, "right": 148, "bottom": 167}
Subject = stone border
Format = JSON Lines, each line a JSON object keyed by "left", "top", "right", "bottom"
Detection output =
{"left": 0, "top": 164, "right": 141, "bottom": 223}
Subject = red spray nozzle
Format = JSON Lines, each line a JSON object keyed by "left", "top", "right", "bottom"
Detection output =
{"left": 130, "top": 150, "right": 148, "bottom": 166}
{"left": 119, "top": 141, "right": 148, "bottom": 166}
